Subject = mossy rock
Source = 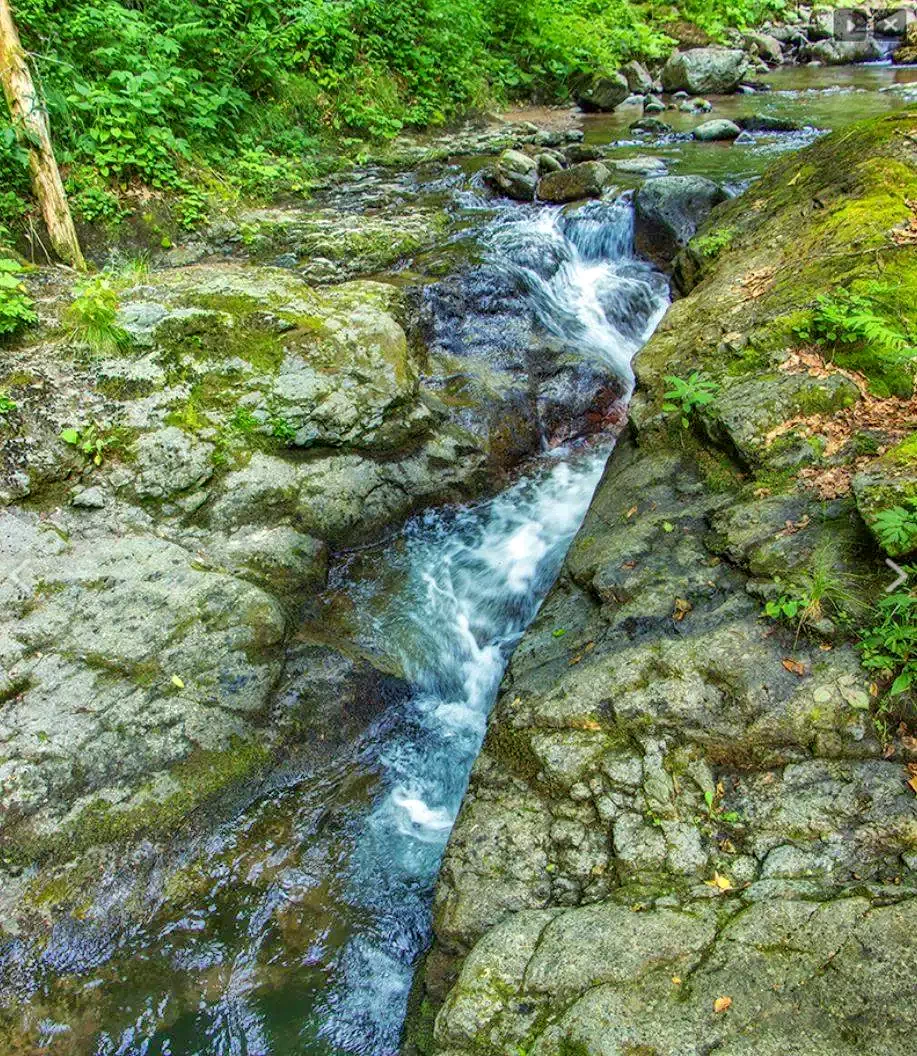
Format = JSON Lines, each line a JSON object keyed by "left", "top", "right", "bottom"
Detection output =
{"left": 644, "top": 110, "right": 917, "bottom": 402}
{"left": 853, "top": 432, "right": 917, "bottom": 556}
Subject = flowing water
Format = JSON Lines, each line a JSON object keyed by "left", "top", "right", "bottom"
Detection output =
{"left": 5, "top": 61, "right": 915, "bottom": 1055}
{"left": 3, "top": 184, "right": 666, "bottom": 1056}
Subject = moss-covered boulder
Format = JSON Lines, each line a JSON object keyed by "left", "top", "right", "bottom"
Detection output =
{"left": 537, "top": 162, "right": 614, "bottom": 204}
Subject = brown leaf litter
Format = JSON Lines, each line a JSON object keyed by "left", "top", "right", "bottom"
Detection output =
{"left": 764, "top": 348, "right": 917, "bottom": 499}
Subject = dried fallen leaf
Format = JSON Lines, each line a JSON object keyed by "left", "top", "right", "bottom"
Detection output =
{"left": 907, "top": 776, "right": 917, "bottom": 796}
{"left": 671, "top": 976, "right": 682, "bottom": 986}
{"left": 673, "top": 598, "right": 693, "bottom": 622}
{"left": 782, "top": 658, "right": 808, "bottom": 677}
{"left": 713, "top": 996, "right": 733, "bottom": 1014}
{"left": 625, "top": 505, "right": 638, "bottom": 520}
{"left": 621, "top": 560, "right": 637, "bottom": 570}
{"left": 171, "top": 675, "right": 185, "bottom": 690}
{"left": 705, "top": 871, "right": 734, "bottom": 893}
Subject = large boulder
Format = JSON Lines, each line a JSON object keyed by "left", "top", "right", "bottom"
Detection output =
{"left": 487, "top": 149, "right": 538, "bottom": 201}
{"left": 744, "top": 30, "right": 784, "bottom": 64}
{"left": 634, "top": 175, "right": 727, "bottom": 268}
{"left": 537, "top": 162, "right": 614, "bottom": 203}
{"left": 660, "top": 47, "right": 747, "bottom": 94}
{"left": 575, "top": 71, "right": 630, "bottom": 112}
{"left": 807, "top": 37, "right": 885, "bottom": 64}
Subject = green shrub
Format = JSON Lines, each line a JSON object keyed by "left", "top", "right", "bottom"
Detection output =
{"left": 663, "top": 372, "right": 718, "bottom": 428}
{"left": 872, "top": 506, "right": 917, "bottom": 556}
{"left": 64, "top": 276, "right": 129, "bottom": 355}
{"left": 763, "top": 545, "right": 862, "bottom": 641}
{"left": 0, "top": 259, "right": 37, "bottom": 336}
{"left": 60, "top": 422, "right": 112, "bottom": 465}
{"left": 0, "top": 390, "right": 17, "bottom": 421}
{"left": 861, "top": 581, "right": 917, "bottom": 700}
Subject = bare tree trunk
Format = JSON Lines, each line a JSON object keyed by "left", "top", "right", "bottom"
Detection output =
{"left": 0, "top": 0, "right": 85, "bottom": 269}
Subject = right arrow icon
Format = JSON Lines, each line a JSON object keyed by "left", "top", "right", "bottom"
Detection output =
{"left": 886, "top": 558, "right": 909, "bottom": 593}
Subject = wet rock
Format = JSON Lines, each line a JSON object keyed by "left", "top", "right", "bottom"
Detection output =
{"left": 643, "top": 94, "right": 667, "bottom": 113}
{"left": 537, "top": 162, "right": 614, "bottom": 204}
{"left": 892, "top": 26, "right": 917, "bottom": 63}
{"left": 634, "top": 174, "right": 728, "bottom": 269}
{"left": 535, "top": 152, "right": 563, "bottom": 176}
{"left": 661, "top": 47, "right": 748, "bottom": 94}
{"left": 693, "top": 118, "right": 742, "bottom": 140}
{"left": 806, "top": 38, "right": 885, "bottom": 64}
{"left": 622, "top": 60, "right": 654, "bottom": 94}
{"left": 738, "top": 112, "right": 804, "bottom": 132}
{"left": 574, "top": 71, "right": 630, "bottom": 112}
{"left": 629, "top": 116, "right": 673, "bottom": 134}
{"left": 564, "top": 143, "right": 606, "bottom": 164}
{"left": 487, "top": 149, "right": 538, "bottom": 201}
{"left": 611, "top": 155, "right": 668, "bottom": 176}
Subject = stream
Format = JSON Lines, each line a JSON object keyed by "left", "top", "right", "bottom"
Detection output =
{"left": 6, "top": 59, "right": 917, "bottom": 1056}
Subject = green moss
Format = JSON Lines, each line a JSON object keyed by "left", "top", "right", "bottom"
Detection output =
{"left": 887, "top": 433, "right": 917, "bottom": 465}
{"left": 691, "top": 225, "right": 735, "bottom": 259}
{"left": 5, "top": 737, "right": 271, "bottom": 868}
{"left": 96, "top": 375, "right": 157, "bottom": 400}
{"left": 487, "top": 723, "right": 543, "bottom": 783}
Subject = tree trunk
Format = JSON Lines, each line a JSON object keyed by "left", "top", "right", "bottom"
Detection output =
{"left": 0, "top": 0, "right": 85, "bottom": 269}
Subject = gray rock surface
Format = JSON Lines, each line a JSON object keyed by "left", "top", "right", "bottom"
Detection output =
{"left": 634, "top": 175, "right": 728, "bottom": 268}
{"left": 661, "top": 47, "right": 748, "bottom": 94}
{"left": 693, "top": 118, "right": 742, "bottom": 141}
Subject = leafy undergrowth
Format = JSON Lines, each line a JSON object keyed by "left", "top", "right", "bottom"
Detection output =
{"left": 0, "top": 0, "right": 794, "bottom": 241}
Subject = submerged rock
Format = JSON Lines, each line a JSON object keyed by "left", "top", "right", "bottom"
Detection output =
{"left": 661, "top": 47, "right": 747, "bottom": 94}
{"left": 738, "top": 112, "right": 803, "bottom": 132}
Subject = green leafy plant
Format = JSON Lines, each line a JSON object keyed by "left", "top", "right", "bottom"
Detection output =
{"left": 0, "top": 258, "right": 37, "bottom": 336}
{"left": 269, "top": 414, "right": 297, "bottom": 443}
{"left": 663, "top": 372, "right": 718, "bottom": 428}
{"left": 0, "top": 389, "right": 17, "bottom": 421}
{"left": 64, "top": 276, "right": 129, "bottom": 356}
{"left": 764, "top": 545, "right": 862, "bottom": 642}
{"left": 691, "top": 226, "right": 734, "bottom": 259}
{"left": 60, "top": 422, "right": 111, "bottom": 466}
{"left": 872, "top": 506, "right": 917, "bottom": 556}
{"left": 794, "top": 285, "right": 915, "bottom": 363}
{"left": 861, "top": 580, "right": 917, "bottom": 700}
